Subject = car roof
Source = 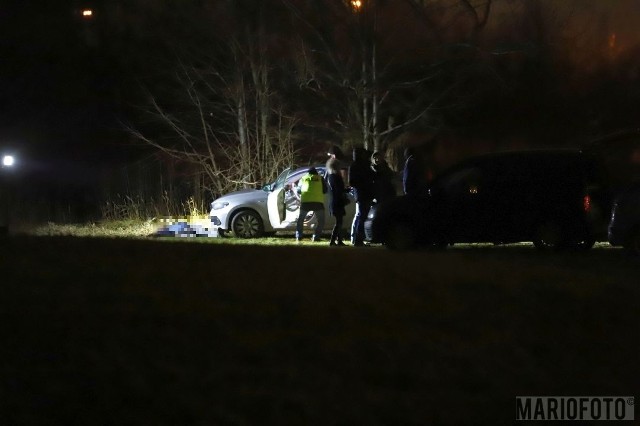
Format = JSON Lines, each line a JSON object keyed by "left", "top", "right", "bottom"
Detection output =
{"left": 430, "top": 149, "right": 598, "bottom": 185}
{"left": 583, "top": 128, "right": 640, "bottom": 150}
{"left": 290, "top": 165, "right": 326, "bottom": 175}
{"left": 581, "top": 130, "right": 640, "bottom": 185}
{"left": 468, "top": 149, "right": 583, "bottom": 162}
{"left": 447, "top": 149, "right": 587, "bottom": 171}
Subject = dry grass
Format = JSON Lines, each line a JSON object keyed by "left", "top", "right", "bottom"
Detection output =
{"left": 13, "top": 220, "right": 343, "bottom": 247}
{"left": 16, "top": 220, "right": 157, "bottom": 238}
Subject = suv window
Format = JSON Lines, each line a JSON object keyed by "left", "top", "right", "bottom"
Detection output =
{"left": 436, "top": 166, "right": 483, "bottom": 197}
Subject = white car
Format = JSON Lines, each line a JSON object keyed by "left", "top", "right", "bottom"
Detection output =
{"left": 209, "top": 166, "right": 355, "bottom": 238}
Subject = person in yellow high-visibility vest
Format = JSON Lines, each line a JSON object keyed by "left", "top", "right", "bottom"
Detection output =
{"left": 296, "top": 167, "right": 326, "bottom": 242}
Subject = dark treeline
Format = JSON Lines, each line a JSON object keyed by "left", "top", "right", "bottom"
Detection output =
{"left": 3, "top": 0, "right": 640, "bottom": 222}
{"left": 91, "top": 1, "right": 640, "bottom": 164}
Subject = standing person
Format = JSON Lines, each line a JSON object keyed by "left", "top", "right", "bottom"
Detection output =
{"left": 371, "top": 151, "right": 396, "bottom": 204}
{"left": 402, "top": 147, "right": 426, "bottom": 197}
{"left": 326, "top": 158, "right": 348, "bottom": 246}
{"left": 296, "top": 167, "right": 326, "bottom": 242}
{"left": 348, "top": 146, "right": 374, "bottom": 246}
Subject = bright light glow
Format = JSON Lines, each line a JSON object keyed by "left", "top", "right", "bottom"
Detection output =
{"left": 82, "top": 9, "right": 93, "bottom": 17}
{"left": 351, "top": 0, "right": 362, "bottom": 9}
{"left": 2, "top": 155, "right": 15, "bottom": 167}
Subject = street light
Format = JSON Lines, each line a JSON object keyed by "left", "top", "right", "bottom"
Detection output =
{"left": 351, "top": 0, "right": 362, "bottom": 10}
{"left": 1, "top": 153, "right": 16, "bottom": 236}
{"left": 2, "top": 155, "right": 15, "bottom": 168}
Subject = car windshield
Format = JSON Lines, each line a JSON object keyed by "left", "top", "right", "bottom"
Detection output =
{"left": 271, "top": 167, "right": 293, "bottom": 191}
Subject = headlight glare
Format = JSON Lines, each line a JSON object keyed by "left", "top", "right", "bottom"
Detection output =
{"left": 212, "top": 201, "right": 229, "bottom": 210}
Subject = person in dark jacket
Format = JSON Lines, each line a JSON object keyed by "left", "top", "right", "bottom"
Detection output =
{"left": 371, "top": 151, "right": 396, "bottom": 204}
{"left": 402, "top": 147, "right": 426, "bottom": 197}
{"left": 326, "top": 158, "right": 348, "bottom": 246}
{"left": 348, "top": 146, "right": 374, "bottom": 246}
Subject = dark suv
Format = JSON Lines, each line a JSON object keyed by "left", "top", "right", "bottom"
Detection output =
{"left": 366, "top": 150, "right": 609, "bottom": 250}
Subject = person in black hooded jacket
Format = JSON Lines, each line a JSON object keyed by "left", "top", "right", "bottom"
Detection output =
{"left": 403, "top": 147, "right": 426, "bottom": 197}
{"left": 326, "top": 158, "right": 348, "bottom": 246}
{"left": 371, "top": 151, "right": 396, "bottom": 204}
{"left": 348, "top": 146, "right": 374, "bottom": 246}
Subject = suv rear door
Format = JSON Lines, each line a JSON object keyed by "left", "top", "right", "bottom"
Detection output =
{"left": 430, "top": 163, "right": 488, "bottom": 242}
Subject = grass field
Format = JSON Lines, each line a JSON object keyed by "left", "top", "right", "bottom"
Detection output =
{"left": 1, "top": 235, "right": 638, "bottom": 425}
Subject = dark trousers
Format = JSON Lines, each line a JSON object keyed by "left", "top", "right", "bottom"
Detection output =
{"left": 330, "top": 214, "right": 344, "bottom": 243}
{"left": 296, "top": 205, "right": 325, "bottom": 239}
{"left": 350, "top": 199, "right": 371, "bottom": 245}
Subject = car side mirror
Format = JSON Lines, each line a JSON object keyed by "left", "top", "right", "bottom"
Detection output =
{"left": 262, "top": 184, "right": 272, "bottom": 192}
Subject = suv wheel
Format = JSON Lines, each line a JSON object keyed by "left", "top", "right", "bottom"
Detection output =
{"left": 231, "top": 210, "right": 264, "bottom": 238}
{"left": 428, "top": 240, "right": 449, "bottom": 250}
{"left": 533, "top": 222, "right": 562, "bottom": 250}
{"left": 565, "top": 234, "right": 596, "bottom": 251}
{"left": 386, "top": 222, "right": 416, "bottom": 250}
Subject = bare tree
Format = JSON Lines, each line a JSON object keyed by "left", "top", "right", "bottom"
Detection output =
{"left": 284, "top": 0, "right": 496, "bottom": 154}
{"left": 129, "top": 62, "right": 298, "bottom": 199}
{"left": 127, "top": 1, "right": 299, "bottom": 199}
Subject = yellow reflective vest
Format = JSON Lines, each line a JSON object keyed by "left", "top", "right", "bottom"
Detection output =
{"left": 300, "top": 173, "right": 325, "bottom": 204}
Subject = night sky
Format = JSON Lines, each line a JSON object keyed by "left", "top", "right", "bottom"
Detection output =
{"left": 1, "top": 1, "right": 131, "bottom": 173}
{"left": 2, "top": 0, "right": 640, "bottom": 175}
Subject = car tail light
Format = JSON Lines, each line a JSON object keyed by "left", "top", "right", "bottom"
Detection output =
{"left": 583, "top": 195, "right": 592, "bottom": 213}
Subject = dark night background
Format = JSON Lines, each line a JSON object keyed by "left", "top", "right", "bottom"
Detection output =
{"left": 1, "top": 1, "right": 128, "bottom": 221}
{"left": 2, "top": 0, "right": 640, "bottom": 223}
{"left": 2, "top": 2, "right": 119, "bottom": 161}
{"left": 1, "top": 4, "right": 639, "bottom": 424}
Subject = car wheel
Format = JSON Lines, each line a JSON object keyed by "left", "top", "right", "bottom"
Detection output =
{"left": 386, "top": 222, "right": 416, "bottom": 250}
{"left": 433, "top": 241, "right": 449, "bottom": 250}
{"left": 567, "top": 235, "right": 596, "bottom": 251}
{"left": 231, "top": 210, "right": 264, "bottom": 238}
{"left": 623, "top": 228, "right": 640, "bottom": 256}
{"left": 533, "top": 222, "right": 562, "bottom": 250}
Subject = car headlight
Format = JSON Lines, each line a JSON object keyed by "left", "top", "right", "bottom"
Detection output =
{"left": 211, "top": 201, "right": 229, "bottom": 210}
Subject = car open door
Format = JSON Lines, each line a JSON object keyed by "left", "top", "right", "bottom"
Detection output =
{"left": 267, "top": 184, "right": 286, "bottom": 225}
{"left": 267, "top": 168, "right": 302, "bottom": 229}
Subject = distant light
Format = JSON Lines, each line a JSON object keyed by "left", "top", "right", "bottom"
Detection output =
{"left": 351, "top": 0, "right": 362, "bottom": 10}
{"left": 2, "top": 155, "right": 15, "bottom": 168}
{"left": 82, "top": 9, "right": 93, "bottom": 18}
{"left": 583, "top": 194, "right": 592, "bottom": 213}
